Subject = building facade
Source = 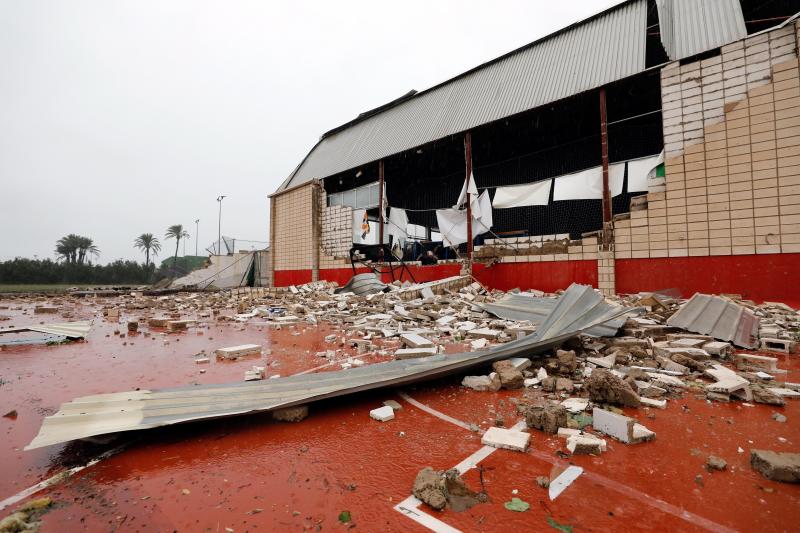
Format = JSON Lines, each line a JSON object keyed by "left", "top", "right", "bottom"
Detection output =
{"left": 269, "top": 1, "right": 800, "bottom": 303}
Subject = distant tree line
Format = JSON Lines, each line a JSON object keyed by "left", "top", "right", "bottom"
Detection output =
{"left": 0, "top": 228, "right": 206, "bottom": 285}
{"left": 0, "top": 258, "right": 162, "bottom": 284}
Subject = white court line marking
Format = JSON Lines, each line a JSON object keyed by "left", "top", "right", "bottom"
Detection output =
{"left": 0, "top": 352, "right": 366, "bottom": 509}
{"left": 0, "top": 445, "right": 126, "bottom": 511}
{"left": 548, "top": 465, "right": 583, "bottom": 500}
{"left": 397, "top": 392, "right": 738, "bottom": 533}
{"left": 393, "top": 496, "right": 461, "bottom": 533}
{"left": 397, "top": 392, "right": 474, "bottom": 431}
{"left": 394, "top": 393, "right": 531, "bottom": 532}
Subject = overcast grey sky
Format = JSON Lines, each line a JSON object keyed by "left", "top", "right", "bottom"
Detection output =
{"left": 0, "top": 0, "right": 620, "bottom": 263}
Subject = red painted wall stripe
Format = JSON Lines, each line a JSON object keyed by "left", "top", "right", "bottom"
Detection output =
{"left": 473, "top": 260, "right": 598, "bottom": 292}
{"left": 615, "top": 254, "right": 800, "bottom": 306}
{"left": 275, "top": 254, "right": 799, "bottom": 305}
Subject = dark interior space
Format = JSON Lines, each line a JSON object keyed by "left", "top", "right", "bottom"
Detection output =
{"left": 645, "top": 0, "right": 671, "bottom": 68}
{"left": 323, "top": 71, "right": 663, "bottom": 244}
{"left": 739, "top": 0, "right": 800, "bottom": 34}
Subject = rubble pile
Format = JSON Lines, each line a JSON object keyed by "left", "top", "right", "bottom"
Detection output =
{"left": 5, "top": 280, "right": 799, "bottom": 480}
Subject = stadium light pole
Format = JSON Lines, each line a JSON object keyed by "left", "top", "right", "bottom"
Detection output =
{"left": 216, "top": 195, "right": 226, "bottom": 255}
{"left": 195, "top": 219, "right": 199, "bottom": 256}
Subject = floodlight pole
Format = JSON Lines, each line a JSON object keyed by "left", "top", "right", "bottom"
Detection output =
{"left": 216, "top": 195, "right": 226, "bottom": 255}
{"left": 195, "top": 219, "right": 199, "bottom": 256}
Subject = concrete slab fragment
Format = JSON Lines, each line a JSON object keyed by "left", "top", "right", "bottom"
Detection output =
{"left": 400, "top": 333, "right": 434, "bottom": 348}
{"left": 370, "top": 406, "right": 395, "bottom": 422}
{"left": 394, "top": 347, "right": 437, "bottom": 360}
{"left": 481, "top": 427, "right": 530, "bottom": 452}
{"left": 215, "top": 344, "right": 262, "bottom": 359}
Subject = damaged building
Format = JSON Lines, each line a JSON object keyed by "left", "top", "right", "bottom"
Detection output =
{"left": 269, "top": 0, "right": 800, "bottom": 303}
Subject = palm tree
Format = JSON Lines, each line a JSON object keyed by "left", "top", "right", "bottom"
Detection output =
{"left": 134, "top": 233, "right": 161, "bottom": 266}
{"left": 165, "top": 225, "right": 190, "bottom": 267}
{"left": 55, "top": 234, "right": 80, "bottom": 263}
{"left": 55, "top": 234, "right": 98, "bottom": 264}
{"left": 76, "top": 237, "right": 99, "bottom": 265}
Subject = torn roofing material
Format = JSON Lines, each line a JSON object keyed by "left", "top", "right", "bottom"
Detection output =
{"left": 666, "top": 293, "right": 759, "bottom": 348}
{"left": 481, "top": 292, "right": 631, "bottom": 337}
{"left": 334, "top": 273, "right": 388, "bottom": 295}
{"left": 0, "top": 321, "right": 92, "bottom": 340}
{"left": 26, "top": 284, "right": 632, "bottom": 450}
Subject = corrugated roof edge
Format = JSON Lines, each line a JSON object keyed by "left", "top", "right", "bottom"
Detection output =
{"left": 276, "top": 0, "right": 638, "bottom": 193}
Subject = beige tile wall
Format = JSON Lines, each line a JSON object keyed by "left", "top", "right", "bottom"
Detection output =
{"left": 615, "top": 22, "right": 800, "bottom": 258}
{"left": 272, "top": 183, "right": 314, "bottom": 271}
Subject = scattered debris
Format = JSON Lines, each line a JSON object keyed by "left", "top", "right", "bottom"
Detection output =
{"left": 584, "top": 370, "right": 640, "bottom": 407}
{"left": 369, "top": 406, "right": 395, "bottom": 422}
{"left": 750, "top": 450, "right": 800, "bottom": 483}
{"left": 592, "top": 408, "right": 654, "bottom": 444}
{"left": 0, "top": 497, "right": 53, "bottom": 533}
{"left": 666, "top": 294, "right": 759, "bottom": 348}
{"left": 524, "top": 402, "right": 567, "bottom": 434}
{"left": 481, "top": 427, "right": 530, "bottom": 451}
{"left": 462, "top": 373, "right": 501, "bottom": 392}
{"left": 706, "top": 456, "right": 727, "bottom": 472}
{"left": 271, "top": 405, "right": 308, "bottom": 423}
{"left": 412, "top": 467, "right": 486, "bottom": 512}
{"left": 503, "top": 497, "right": 530, "bottom": 512}
{"left": 215, "top": 344, "right": 262, "bottom": 359}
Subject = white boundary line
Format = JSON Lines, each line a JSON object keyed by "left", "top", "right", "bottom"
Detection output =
{"left": 394, "top": 393, "right": 530, "bottom": 533}
{"left": 0, "top": 445, "right": 126, "bottom": 511}
{"left": 393, "top": 496, "right": 461, "bottom": 533}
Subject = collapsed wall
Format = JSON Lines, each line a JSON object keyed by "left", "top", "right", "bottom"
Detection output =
{"left": 269, "top": 22, "right": 800, "bottom": 302}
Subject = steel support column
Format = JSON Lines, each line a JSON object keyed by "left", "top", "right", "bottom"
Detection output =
{"left": 465, "top": 132, "right": 474, "bottom": 270}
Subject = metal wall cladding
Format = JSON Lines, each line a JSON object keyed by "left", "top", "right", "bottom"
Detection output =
{"left": 281, "top": 0, "right": 649, "bottom": 190}
{"left": 656, "top": 0, "right": 747, "bottom": 60}
{"left": 666, "top": 293, "right": 760, "bottom": 348}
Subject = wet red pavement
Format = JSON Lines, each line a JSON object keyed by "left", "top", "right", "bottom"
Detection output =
{"left": 1, "top": 297, "right": 798, "bottom": 532}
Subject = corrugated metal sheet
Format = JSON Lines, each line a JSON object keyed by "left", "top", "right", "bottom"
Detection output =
{"left": 279, "top": 0, "right": 649, "bottom": 191}
{"left": 334, "top": 273, "right": 388, "bottom": 295}
{"left": 278, "top": 0, "right": 749, "bottom": 192}
{"left": 28, "top": 321, "right": 92, "bottom": 339}
{"left": 0, "top": 321, "right": 92, "bottom": 340}
{"left": 666, "top": 294, "right": 759, "bottom": 348}
{"left": 26, "top": 284, "right": 632, "bottom": 449}
{"left": 481, "top": 292, "right": 633, "bottom": 337}
{"left": 656, "top": 0, "right": 747, "bottom": 60}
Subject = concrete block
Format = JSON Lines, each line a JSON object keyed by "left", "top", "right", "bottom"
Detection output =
{"left": 467, "top": 328, "right": 500, "bottom": 340}
{"left": 592, "top": 408, "right": 653, "bottom": 443}
{"left": 400, "top": 333, "right": 434, "bottom": 348}
{"left": 369, "top": 406, "right": 395, "bottom": 422}
{"left": 215, "top": 344, "right": 263, "bottom": 359}
{"left": 394, "top": 347, "right": 437, "bottom": 360}
{"left": 640, "top": 397, "right": 667, "bottom": 409}
{"left": 481, "top": 427, "right": 530, "bottom": 452}
{"left": 760, "top": 338, "right": 797, "bottom": 354}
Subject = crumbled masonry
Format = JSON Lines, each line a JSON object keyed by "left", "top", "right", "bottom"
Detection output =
{"left": 412, "top": 467, "right": 486, "bottom": 512}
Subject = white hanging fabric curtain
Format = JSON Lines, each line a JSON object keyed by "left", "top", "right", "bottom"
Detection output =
{"left": 552, "top": 166, "right": 604, "bottom": 200}
{"left": 627, "top": 153, "right": 663, "bottom": 192}
{"left": 387, "top": 207, "right": 408, "bottom": 248}
{"left": 473, "top": 190, "right": 493, "bottom": 233}
{"left": 436, "top": 190, "right": 493, "bottom": 248}
{"left": 435, "top": 208, "right": 468, "bottom": 248}
{"left": 493, "top": 179, "right": 551, "bottom": 208}
{"left": 609, "top": 163, "right": 626, "bottom": 197}
{"left": 455, "top": 171, "right": 478, "bottom": 209}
